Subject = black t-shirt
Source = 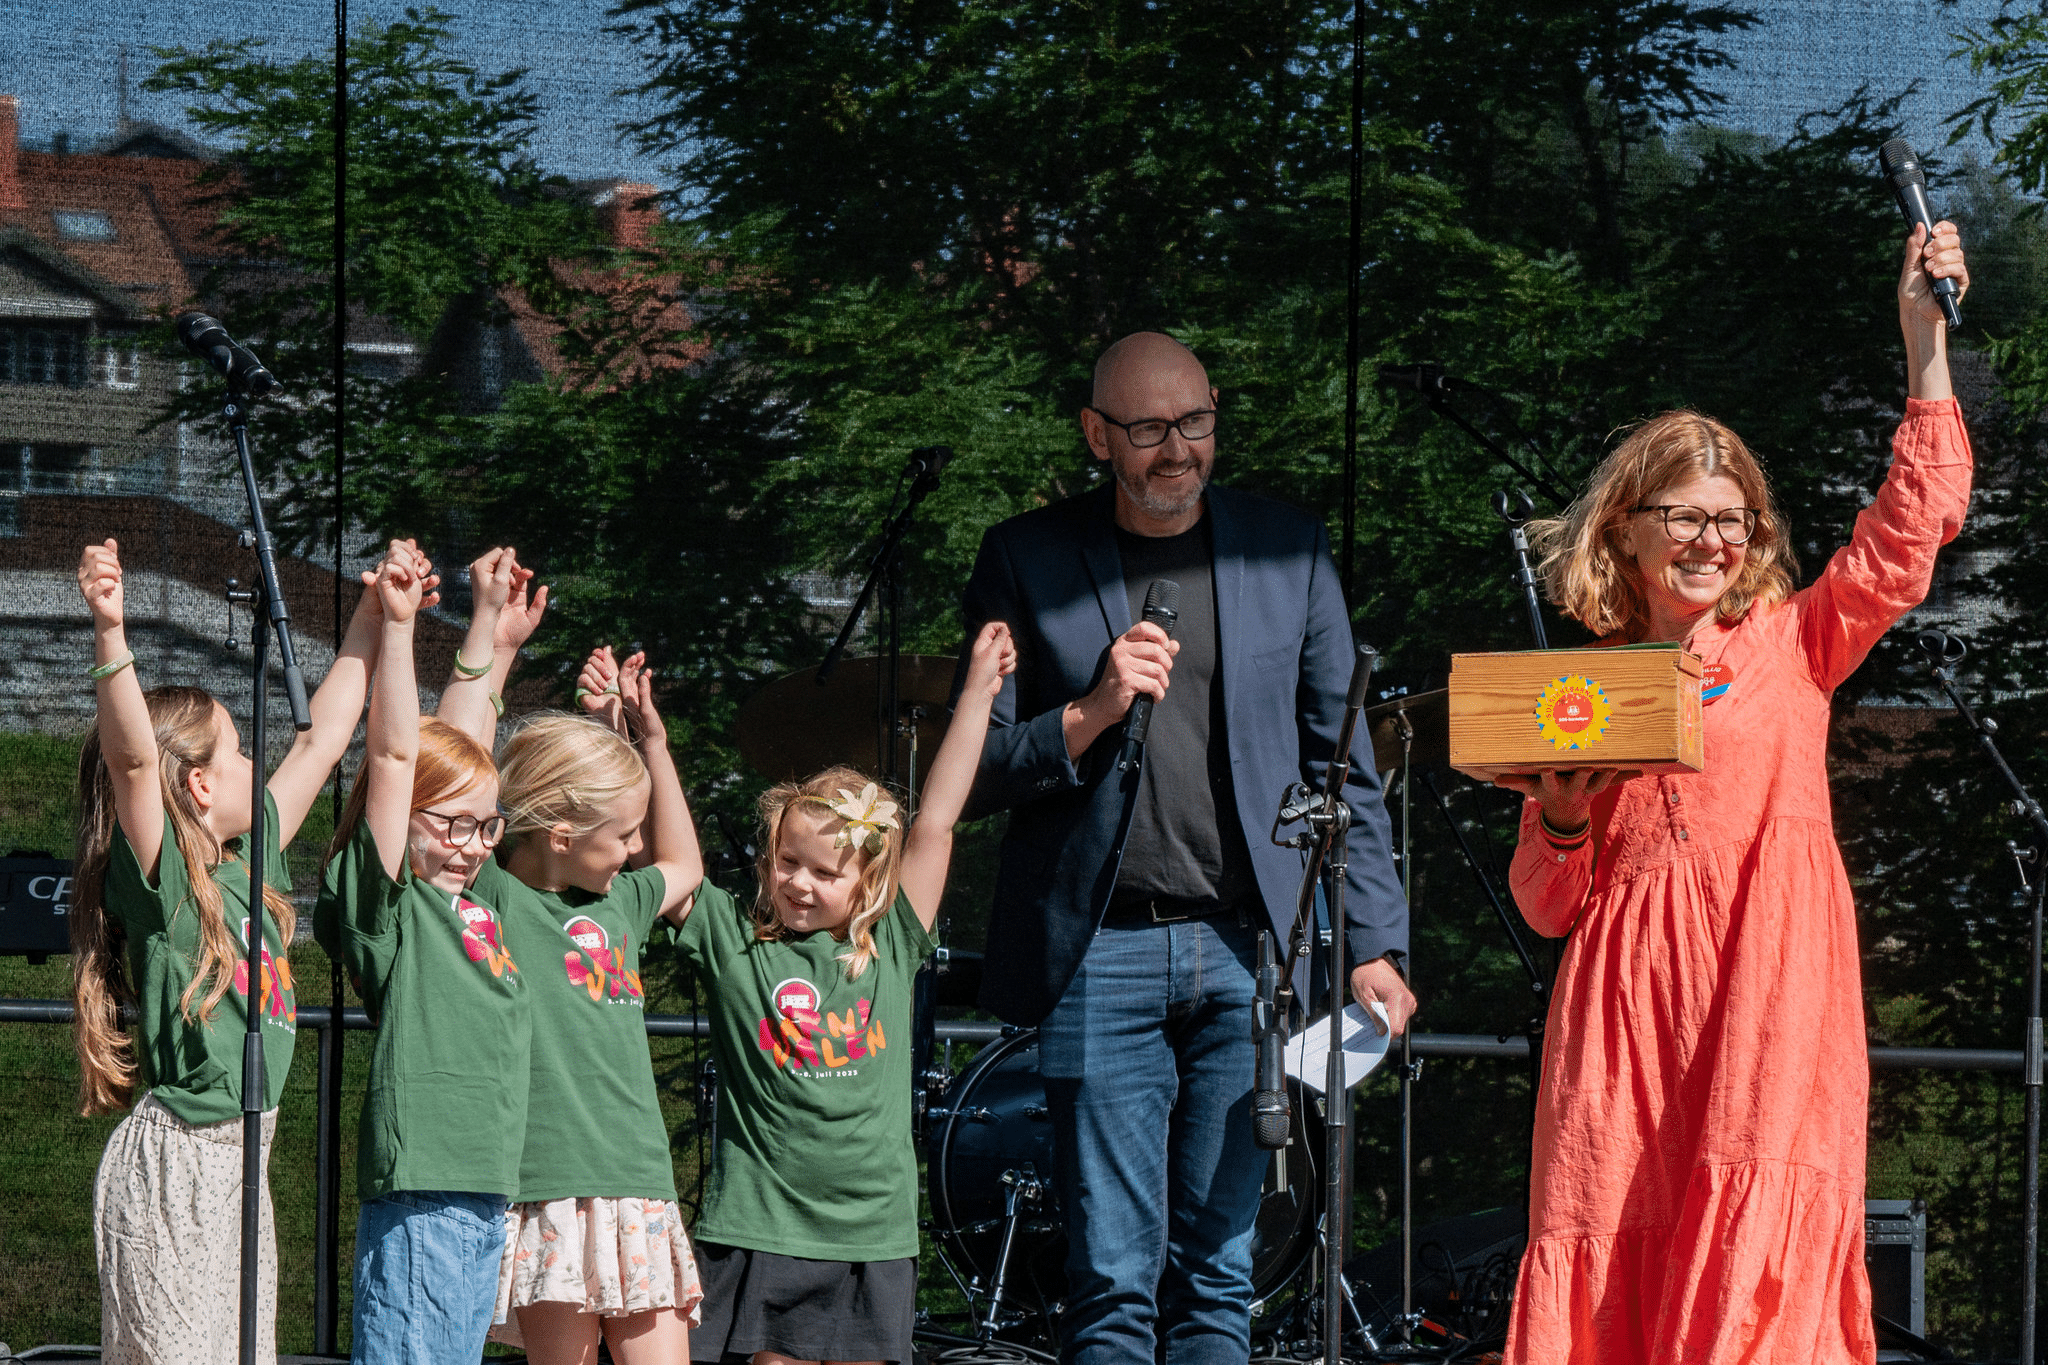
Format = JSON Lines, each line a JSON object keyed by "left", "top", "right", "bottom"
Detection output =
{"left": 1113, "top": 513, "right": 1257, "bottom": 906}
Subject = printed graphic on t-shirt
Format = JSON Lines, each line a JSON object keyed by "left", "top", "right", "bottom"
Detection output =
{"left": 456, "top": 892, "right": 518, "bottom": 978}
{"left": 755, "top": 974, "right": 885, "bottom": 1076}
{"left": 236, "top": 916, "right": 296, "bottom": 1030}
{"left": 562, "top": 914, "right": 644, "bottom": 1005}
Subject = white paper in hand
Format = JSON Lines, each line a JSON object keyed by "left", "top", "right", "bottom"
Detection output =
{"left": 1284, "top": 1002, "right": 1391, "bottom": 1093}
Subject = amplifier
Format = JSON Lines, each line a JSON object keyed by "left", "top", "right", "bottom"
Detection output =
{"left": 0, "top": 854, "right": 72, "bottom": 961}
{"left": 1866, "top": 1198, "right": 1926, "bottom": 1343}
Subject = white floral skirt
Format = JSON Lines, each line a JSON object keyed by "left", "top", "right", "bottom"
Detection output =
{"left": 488, "top": 1195, "right": 703, "bottom": 1347}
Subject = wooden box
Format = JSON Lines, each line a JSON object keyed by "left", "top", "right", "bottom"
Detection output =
{"left": 1447, "top": 645, "right": 1703, "bottom": 782}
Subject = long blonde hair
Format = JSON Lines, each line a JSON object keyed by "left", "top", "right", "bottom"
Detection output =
{"left": 497, "top": 712, "right": 648, "bottom": 844}
{"left": 1527, "top": 409, "right": 1798, "bottom": 638}
{"left": 326, "top": 718, "right": 497, "bottom": 862}
{"left": 70, "top": 685, "right": 296, "bottom": 1116}
{"left": 752, "top": 766, "right": 904, "bottom": 981}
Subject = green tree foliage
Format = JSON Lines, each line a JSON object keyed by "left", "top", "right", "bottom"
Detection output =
{"left": 142, "top": 7, "right": 601, "bottom": 553}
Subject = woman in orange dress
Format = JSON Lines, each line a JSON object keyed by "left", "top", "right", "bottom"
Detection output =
{"left": 1499, "top": 221, "right": 1973, "bottom": 1365}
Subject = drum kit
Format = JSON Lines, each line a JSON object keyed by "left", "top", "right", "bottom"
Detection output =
{"left": 733, "top": 655, "right": 1476, "bottom": 1360}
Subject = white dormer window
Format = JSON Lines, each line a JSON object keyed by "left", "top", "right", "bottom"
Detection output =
{"left": 101, "top": 334, "right": 141, "bottom": 390}
{"left": 53, "top": 211, "right": 117, "bottom": 242}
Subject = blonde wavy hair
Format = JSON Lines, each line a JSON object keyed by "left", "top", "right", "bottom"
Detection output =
{"left": 70, "top": 686, "right": 296, "bottom": 1116}
{"left": 752, "top": 766, "right": 904, "bottom": 981}
{"left": 497, "top": 712, "right": 648, "bottom": 844}
{"left": 1527, "top": 409, "right": 1798, "bottom": 638}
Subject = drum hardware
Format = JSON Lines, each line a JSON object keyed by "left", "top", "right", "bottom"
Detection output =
{"left": 975, "top": 1164, "right": 1051, "bottom": 1340}
{"left": 925, "top": 1029, "right": 1322, "bottom": 1352}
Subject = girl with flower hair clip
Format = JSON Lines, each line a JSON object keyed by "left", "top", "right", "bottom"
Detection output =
{"left": 642, "top": 619, "right": 1015, "bottom": 1365}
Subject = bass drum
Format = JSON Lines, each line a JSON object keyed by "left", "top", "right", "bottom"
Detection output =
{"left": 926, "top": 1030, "right": 1323, "bottom": 1331}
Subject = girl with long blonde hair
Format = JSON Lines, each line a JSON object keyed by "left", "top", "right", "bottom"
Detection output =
{"left": 674, "top": 620, "right": 1014, "bottom": 1365}
{"left": 1499, "top": 224, "right": 1974, "bottom": 1365}
{"left": 73, "top": 536, "right": 401, "bottom": 1365}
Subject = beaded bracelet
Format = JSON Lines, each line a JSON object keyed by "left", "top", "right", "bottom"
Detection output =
{"left": 451, "top": 650, "right": 492, "bottom": 679}
{"left": 1538, "top": 811, "right": 1591, "bottom": 848}
{"left": 88, "top": 650, "right": 135, "bottom": 681}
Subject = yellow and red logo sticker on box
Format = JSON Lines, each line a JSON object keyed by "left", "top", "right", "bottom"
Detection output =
{"left": 1535, "top": 674, "right": 1612, "bottom": 751}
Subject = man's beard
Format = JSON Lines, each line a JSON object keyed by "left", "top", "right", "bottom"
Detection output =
{"left": 1114, "top": 456, "right": 1209, "bottom": 520}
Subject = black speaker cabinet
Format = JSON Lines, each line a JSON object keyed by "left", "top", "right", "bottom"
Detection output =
{"left": 1865, "top": 1198, "right": 1926, "bottom": 1342}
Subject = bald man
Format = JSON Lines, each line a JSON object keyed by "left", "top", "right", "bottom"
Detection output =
{"left": 950, "top": 332, "right": 1414, "bottom": 1365}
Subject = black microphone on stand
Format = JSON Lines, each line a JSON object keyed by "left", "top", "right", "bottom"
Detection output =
{"left": 1116, "top": 579, "right": 1179, "bottom": 772}
{"left": 1376, "top": 362, "right": 1450, "bottom": 397}
{"left": 176, "top": 312, "right": 280, "bottom": 398}
{"left": 1878, "top": 140, "right": 1964, "bottom": 331}
{"left": 1253, "top": 931, "right": 1291, "bottom": 1150}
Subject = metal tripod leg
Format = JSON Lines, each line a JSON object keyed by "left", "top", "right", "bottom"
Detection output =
{"left": 978, "top": 1165, "right": 1044, "bottom": 1341}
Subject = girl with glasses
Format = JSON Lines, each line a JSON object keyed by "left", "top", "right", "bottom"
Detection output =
{"left": 315, "top": 543, "right": 531, "bottom": 1365}
{"left": 1497, "top": 223, "right": 1973, "bottom": 1365}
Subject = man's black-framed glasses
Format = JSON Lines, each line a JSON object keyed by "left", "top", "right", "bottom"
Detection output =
{"left": 420, "top": 808, "right": 507, "bottom": 849}
{"left": 1631, "top": 504, "right": 1761, "bottom": 545}
{"left": 1091, "top": 407, "right": 1218, "bottom": 448}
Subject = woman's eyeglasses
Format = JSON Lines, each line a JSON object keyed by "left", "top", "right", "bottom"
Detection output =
{"left": 419, "top": 809, "right": 507, "bottom": 849}
{"left": 1631, "top": 504, "right": 1761, "bottom": 545}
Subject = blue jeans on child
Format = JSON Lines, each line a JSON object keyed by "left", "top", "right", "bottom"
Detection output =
{"left": 1037, "top": 912, "right": 1267, "bottom": 1365}
{"left": 352, "top": 1189, "right": 508, "bottom": 1365}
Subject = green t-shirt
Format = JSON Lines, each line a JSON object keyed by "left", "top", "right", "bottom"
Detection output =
{"left": 105, "top": 789, "right": 296, "bottom": 1125}
{"left": 313, "top": 820, "right": 532, "bottom": 1201}
{"left": 675, "top": 880, "right": 934, "bottom": 1262}
{"left": 494, "top": 861, "right": 675, "bottom": 1203}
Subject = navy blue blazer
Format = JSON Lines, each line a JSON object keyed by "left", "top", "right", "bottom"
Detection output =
{"left": 952, "top": 483, "right": 1409, "bottom": 1026}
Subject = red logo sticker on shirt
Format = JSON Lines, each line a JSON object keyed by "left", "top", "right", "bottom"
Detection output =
{"left": 772, "top": 977, "right": 821, "bottom": 1019}
{"left": 1701, "top": 663, "right": 1734, "bottom": 705}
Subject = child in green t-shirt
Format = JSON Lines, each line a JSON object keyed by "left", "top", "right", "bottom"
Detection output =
{"left": 70, "top": 534, "right": 401, "bottom": 1364}
{"left": 316, "top": 543, "right": 543, "bottom": 1365}
{"left": 467, "top": 649, "right": 710, "bottom": 1364}
{"left": 672, "top": 619, "right": 1015, "bottom": 1365}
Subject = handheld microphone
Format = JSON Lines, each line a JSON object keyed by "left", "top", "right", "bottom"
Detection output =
{"left": 1877, "top": 140, "right": 1963, "bottom": 331}
{"left": 1252, "top": 931, "right": 1291, "bottom": 1150}
{"left": 176, "top": 312, "right": 280, "bottom": 398}
{"left": 1116, "top": 579, "right": 1179, "bottom": 772}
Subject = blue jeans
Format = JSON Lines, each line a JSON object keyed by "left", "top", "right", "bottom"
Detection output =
{"left": 352, "top": 1189, "right": 508, "bottom": 1365}
{"left": 1039, "top": 913, "right": 1266, "bottom": 1365}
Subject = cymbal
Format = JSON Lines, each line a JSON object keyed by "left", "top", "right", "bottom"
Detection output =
{"left": 734, "top": 655, "right": 958, "bottom": 787}
{"left": 1367, "top": 689, "right": 1449, "bottom": 773}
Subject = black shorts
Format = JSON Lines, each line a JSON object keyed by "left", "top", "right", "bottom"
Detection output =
{"left": 690, "top": 1241, "right": 917, "bottom": 1364}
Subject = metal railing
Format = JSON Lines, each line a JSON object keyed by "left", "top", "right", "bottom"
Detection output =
{"left": 0, "top": 996, "right": 2026, "bottom": 1356}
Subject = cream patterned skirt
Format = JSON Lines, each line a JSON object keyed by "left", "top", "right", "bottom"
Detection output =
{"left": 94, "top": 1092, "right": 280, "bottom": 1365}
{"left": 488, "top": 1195, "right": 703, "bottom": 1346}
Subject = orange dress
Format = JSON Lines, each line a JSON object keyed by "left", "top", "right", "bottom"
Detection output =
{"left": 1503, "top": 398, "right": 1974, "bottom": 1365}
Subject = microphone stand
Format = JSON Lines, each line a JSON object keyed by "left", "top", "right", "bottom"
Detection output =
{"left": 818, "top": 446, "right": 952, "bottom": 795}
{"left": 1380, "top": 365, "right": 1572, "bottom": 509}
{"left": 1921, "top": 631, "right": 2048, "bottom": 1364}
{"left": 1491, "top": 489, "right": 1549, "bottom": 650}
{"left": 220, "top": 386, "right": 311, "bottom": 1365}
{"left": 1274, "top": 643, "right": 1376, "bottom": 1365}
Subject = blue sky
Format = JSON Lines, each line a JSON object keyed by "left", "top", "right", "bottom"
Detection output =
{"left": 0, "top": 0, "right": 2018, "bottom": 189}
